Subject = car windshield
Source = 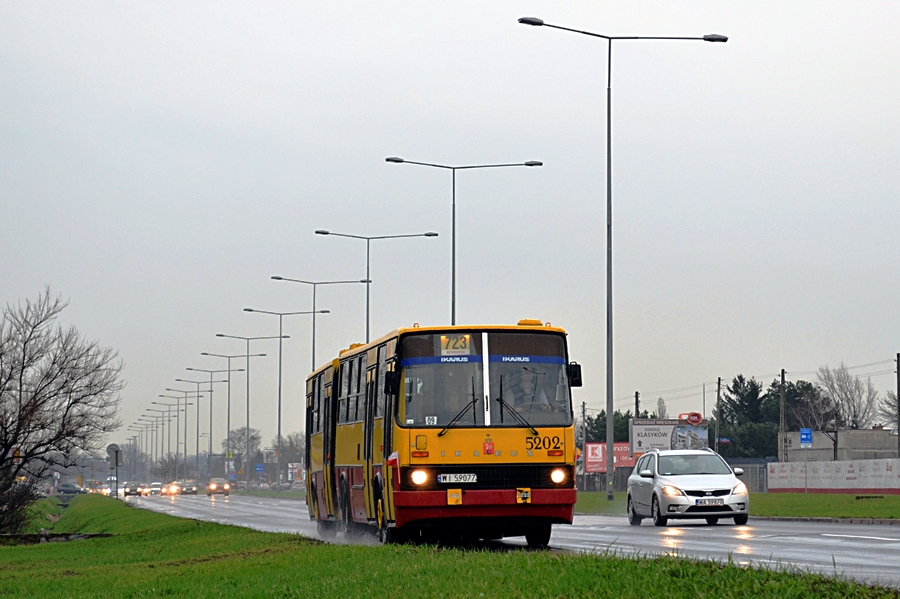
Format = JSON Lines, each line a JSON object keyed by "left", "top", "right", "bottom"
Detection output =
{"left": 658, "top": 454, "right": 732, "bottom": 476}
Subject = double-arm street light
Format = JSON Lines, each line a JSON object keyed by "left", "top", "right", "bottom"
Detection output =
{"left": 164, "top": 388, "right": 198, "bottom": 479}
{"left": 200, "top": 352, "right": 259, "bottom": 455}
{"left": 314, "top": 230, "right": 438, "bottom": 342}
{"left": 385, "top": 156, "right": 542, "bottom": 325}
{"left": 176, "top": 377, "right": 227, "bottom": 475}
{"left": 216, "top": 333, "right": 286, "bottom": 487}
{"left": 243, "top": 308, "right": 327, "bottom": 481}
{"left": 186, "top": 367, "right": 243, "bottom": 462}
{"left": 518, "top": 16, "right": 727, "bottom": 500}
{"left": 270, "top": 277, "right": 366, "bottom": 370}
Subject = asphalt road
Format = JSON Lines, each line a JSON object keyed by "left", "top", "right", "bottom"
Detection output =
{"left": 126, "top": 494, "right": 900, "bottom": 588}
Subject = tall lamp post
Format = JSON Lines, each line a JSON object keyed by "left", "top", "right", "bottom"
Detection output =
{"left": 165, "top": 388, "right": 198, "bottom": 480}
{"left": 243, "top": 308, "right": 327, "bottom": 485}
{"left": 385, "top": 156, "right": 542, "bottom": 325}
{"left": 200, "top": 353, "right": 260, "bottom": 456}
{"left": 136, "top": 417, "right": 159, "bottom": 468}
{"left": 518, "top": 16, "right": 727, "bottom": 500}
{"left": 314, "top": 230, "right": 437, "bottom": 342}
{"left": 216, "top": 333, "right": 285, "bottom": 487}
{"left": 182, "top": 371, "right": 231, "bottom": 473}
{"left": 270, "top": 277, "right": 366, "bottom": 370}
{"left": 177, "top": 377, "right": 227, "bottom": 476}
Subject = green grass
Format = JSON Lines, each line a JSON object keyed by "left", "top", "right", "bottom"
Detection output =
{"left": 0, "top": 494, "right": 894, "bottom": 597}
{"left": 752, "top": 493, "right": 900, "bottom": 519}
{"left": 21, "top": 496, "right": 62, "bottom": 533}
{"left": 575, "top": 491, "right": 900, "bottom": 520}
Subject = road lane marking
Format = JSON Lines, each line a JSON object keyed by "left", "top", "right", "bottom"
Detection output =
{"left": 822, "top": 533, "right": 900, "bottom": 542}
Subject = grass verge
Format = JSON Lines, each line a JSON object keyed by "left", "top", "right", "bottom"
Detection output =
{"left": 22, "top": 496, "right": 63, "bottom": 533}
{"left": 0, "top": 494, "right": 895, "bottom": 598}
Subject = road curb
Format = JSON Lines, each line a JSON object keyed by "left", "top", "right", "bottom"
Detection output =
{"left": 750, "top": 516, "right": 900, "bottom": 525}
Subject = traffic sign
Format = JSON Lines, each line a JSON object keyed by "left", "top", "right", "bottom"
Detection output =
{"left": 255, "top": 463, "right": 264, "bottom": 473}
{"left": 800, "top": 428, "right": 812, "bottom": 448}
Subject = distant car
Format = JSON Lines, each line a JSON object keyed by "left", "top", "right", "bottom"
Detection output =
{"left": 259, "top": 482, "right": 270, "bottom": 490}
{"left": 207, "top": 478, "right": 230, "bottom": 497}
{"left": 149, "top": 482, "right": 163, "bottom": 496}
{"left": 58, "top": 483, "right": 86, "bottom": 495}
{"left": 162, "top": 482, "right": 181, "bottom": 496}
{"left": 290, "top": 480, "right": 306, "bottom": 492}
{"left": 179, "top": 480, "right": 199, "bottom": 495}
{"left": 123, "top": 481, "right": 143, "bottom": 496}
{"left": 626, "top": 448, "right": 749, "bottom": 527}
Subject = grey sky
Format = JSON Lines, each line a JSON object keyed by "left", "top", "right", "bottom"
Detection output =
{"left": 3, "top": 2, "right": 898, "bottom": 451}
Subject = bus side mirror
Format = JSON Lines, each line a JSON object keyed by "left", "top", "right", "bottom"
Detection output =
{"left": 384, "top": 371, "right": 400, "bottom": 396}
{"left": 567, "top": 362, "right": 583, "bottom": 387}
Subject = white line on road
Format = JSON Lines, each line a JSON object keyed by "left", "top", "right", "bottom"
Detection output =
{"left": 822, "top": 533, "right": 900, "bottom": 542}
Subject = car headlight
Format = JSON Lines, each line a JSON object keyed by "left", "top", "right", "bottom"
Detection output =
{"left": 661, "top": 485, "right": 684, "bottom": 497}
{"left": 223, "top": 484, "right": 230, "bottom": 490}
{"left": 732, "top": 482, "right": 748, "bottom": 496}
{"left": 410, "top": 469, "right": 428, "bottom": 485}
{"left": 209, "top": 483, "right": 217, "bottom": 490}
{"left": 550, "top": 468, "right": 567, "bottom": 484}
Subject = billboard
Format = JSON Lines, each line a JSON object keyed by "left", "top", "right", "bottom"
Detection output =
{"left": 629, "top": 414, "right": 708, "bottom": 458}
{"left": 585, "top": 442, "right": 637, "bottom": 473}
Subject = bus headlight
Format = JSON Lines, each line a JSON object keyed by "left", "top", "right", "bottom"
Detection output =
{"left": 550, "top": 468, "right": 567, "bottom": 484}
{"left": 410, "top": 470, "right": 428, "bottom": 486}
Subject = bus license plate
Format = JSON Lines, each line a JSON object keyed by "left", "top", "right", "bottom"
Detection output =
{"left": 438, "top": 473, "right": 476, "bottom": 484}
{"left": 696, "top": 498, "right": 723, "bottom": 506}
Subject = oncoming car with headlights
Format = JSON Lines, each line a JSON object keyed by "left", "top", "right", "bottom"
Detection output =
{"left": 626, "top": 448, "right": 749, "bottom": 527}
{"left": 207, "top": 478, "right": 230, "bottom": 497}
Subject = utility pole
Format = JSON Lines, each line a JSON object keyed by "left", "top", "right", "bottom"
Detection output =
{"left": 634, "top": 391, "right": 640, "bottom": 416}
{"left": 714, "top": 377, "right": 721, "bottom": 453}
{"left": 896, "top": 353, "right": 899, "bottom": 458}
{"left": 702, "top": 383, "right": 706, "bottom": 419}
{"left": 580, "top": 401, "right": 586, "bottom": 492}
{"left": 780, "top": 369, "right": 787, "bottom": 463}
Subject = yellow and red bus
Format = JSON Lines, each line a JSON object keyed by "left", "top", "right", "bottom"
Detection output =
{"left": 305, "top": 319, "right": 581, "bottom": 546}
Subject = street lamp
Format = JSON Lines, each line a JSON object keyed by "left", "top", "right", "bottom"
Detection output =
{"left": 200, "top": 353, "right": 262, "bottom": 455}
{"left": 164, "top": 388, "right": 198, "bottom": 479}
{"left": 176, "top": 377, "right": 227, "bottom": 476}
{"left": 216, "top": 333, "right": 285, "bottom": 487}
{"left": 183, "top": 369, "right": 233, "bottom": 471}
{"left": 314, "top": 230, "right": 437, "bottom": 342}
{"left": 243, "top": 308, "right": 327, "bottom": 484}
{"left": 270, "top": 276, "right": 366, "bottom": 370}
{"left": 518, "top": 16, "right": 727, "bottom": 501}
{"left": 385, "top": 156, "right": 542, "bottom": 325}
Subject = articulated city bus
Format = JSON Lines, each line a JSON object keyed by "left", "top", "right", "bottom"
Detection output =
{"left": 305, "top": 319, "right": 581, "bottom": 546}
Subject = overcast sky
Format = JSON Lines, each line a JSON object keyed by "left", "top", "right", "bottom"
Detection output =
{"left": 3, "top": 2, "right": 898, "bottom": 455}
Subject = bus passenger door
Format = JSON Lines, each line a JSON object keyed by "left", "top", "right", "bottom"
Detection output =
{"left": 363, "top": 363, "right": 377, "bottom": 520}
{"left": 322, "top": 369, "right": 338, "bottom": 519}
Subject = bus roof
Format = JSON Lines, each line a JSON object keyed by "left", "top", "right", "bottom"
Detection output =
{"left": 306, "top": 321, "right": 569, "bottom": 379}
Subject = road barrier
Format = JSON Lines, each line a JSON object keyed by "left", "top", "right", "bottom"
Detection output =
{"left": 768, "top": 458, "right": 900, "bottom": 494}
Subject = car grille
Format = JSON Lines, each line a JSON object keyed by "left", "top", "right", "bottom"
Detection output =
{"left": 684, "top": 489, "right": 731, "bottom": 497}
{"left": 401, "top": 464, "right": 573, "bottom": 491}
{"left": 685, "top": 505, "right": 734, "bottom": 513}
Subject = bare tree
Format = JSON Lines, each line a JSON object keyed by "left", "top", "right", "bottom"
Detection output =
{"left": 222, "top": 427, "right": 261, "bottom": 458}
{"left": 817, "top": 364, "right": 879, "bottom": 429}
{"left": 876, "top": 390, "right": 898, "bottom": 430}
{"left": 0, "top": 288, "right": 123, "bottom": 531}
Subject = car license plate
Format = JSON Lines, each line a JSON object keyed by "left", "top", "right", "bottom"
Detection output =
{"left": 438, "top": 473, "right": 476, "bottom": 484}
{"left": 696, "top": 498, "right": 724, "bottom": 506}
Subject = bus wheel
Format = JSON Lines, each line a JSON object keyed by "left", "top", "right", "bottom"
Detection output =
{"left": 317, "top": 519, "right": 336, "bottom": 539}
{"left": 525, "top": 524, "right": 552, "bottom": 548}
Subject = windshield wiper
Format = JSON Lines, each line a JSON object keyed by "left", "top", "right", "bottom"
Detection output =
{"left": 438, "top": 377, "right": 479, "bottom": 437}
{"left": 496, "top": 375, "right": 538, "bottom": 436}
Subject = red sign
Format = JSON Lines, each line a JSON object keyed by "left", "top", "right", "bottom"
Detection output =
{"left": 584, "top": 442, "right": 636, "bottom": 473}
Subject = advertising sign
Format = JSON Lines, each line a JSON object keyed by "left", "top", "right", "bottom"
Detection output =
{"left": 584, "top": 442, "right": 637, "bottom": 473}
{"left": 629, "top": 417, "right": 709, "bottom": 458}
{"left": 264, "top": 449, "right": 278, "bottom": 464}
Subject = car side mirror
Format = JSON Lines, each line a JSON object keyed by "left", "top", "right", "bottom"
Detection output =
{"left": 567, "top": 362, "right": 583, "bottom": 387}
{"left": 733, "top": 467, "right": 744, "bottom": 476}
{"left": 639, "top": 470, "right": 653, "bottom": 478}
{"left": 384, "top": 371, "right": 400, "bottom": 396}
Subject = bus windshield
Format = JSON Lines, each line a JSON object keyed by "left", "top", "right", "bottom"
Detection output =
{"left": 487, "top": 332, "right": 572, "bottom": 428}
{"left": 399, "top": 332, "right": 485, "bottom": 428}
{"left": 398, "top": 331, "right": 572, "bottom": 429}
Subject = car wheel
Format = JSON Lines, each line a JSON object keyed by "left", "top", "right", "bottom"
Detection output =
{"left": 651, "top": 496, "right": 668, "bottom": 527}
{"left": 224, "top": 493, "right": 229, "bottom": 497}
{"left": 627, "top": 496, "right": 643, "bottom": 526}
{"left": 733, "top": 514, "right": 749, "bottom": 526}
{"left": 705, "top": 517, "right": 719, "bottom": 525}
{"left": 525, "top": 524, "right": 552, "bottom": 548}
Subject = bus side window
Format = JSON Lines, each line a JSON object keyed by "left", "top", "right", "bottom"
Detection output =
{"left": 376, "top": 346, "right": 386, "bottom": 418}
{"left": 356, "top": 354, "right": 367, "bottom": 422}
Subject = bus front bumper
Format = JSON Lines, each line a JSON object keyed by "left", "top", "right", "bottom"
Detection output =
{"left": 392, "top": 488, "right": 576, "bottom": 528}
